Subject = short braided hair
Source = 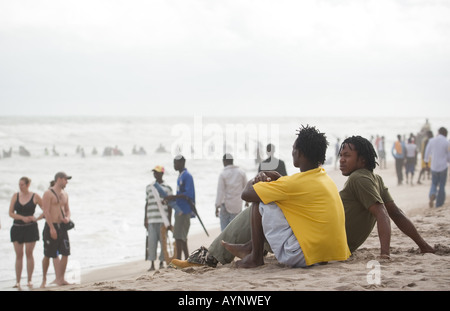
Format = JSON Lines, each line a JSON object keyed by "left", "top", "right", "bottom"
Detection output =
{"left": 294, "top": 125, "right": 328, "bottom": 166}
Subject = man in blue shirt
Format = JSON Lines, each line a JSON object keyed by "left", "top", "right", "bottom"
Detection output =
{"left": 166, "top": 155, "right": 195, "bottom": 259}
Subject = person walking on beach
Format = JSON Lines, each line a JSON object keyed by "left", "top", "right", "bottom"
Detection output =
{"left": 392, "top": 135, "right": 405, "bottom": 185}
{"left": 9, "top": 177, "right": 44, "bottom": 288}
{"left": 165, "top": 156, "right": 195, "bottom": 260}
{"left": 171, "top": 125, "right": 351, "bottom": 269}
{"left": 258, "top": 143, "right": 288, "bottom": 176}
{"left": 376, "top": 136, "right": 387, "bottom": 169}
{"left": 215, "top": 154, "right": 248, "bottom": 231}
{"left": 424, "top": 127, "right": 450, "bottom": 208}
{"left": 404, "top": 138, "right": 418, "bottom": 185}
{"left": 40, "top": 172, "right": 73, "bottom": 288}
{"left": 144, "top": 165, "right": 173, "bottom": 270}
{"left": 170, "top": 135, "right": 434, "bottom": 269}
{"left": 417, "top": 130, "right": 433, "bottom": 184}
{"left": 334, "top": 138, "right": 341, "bottom": 170}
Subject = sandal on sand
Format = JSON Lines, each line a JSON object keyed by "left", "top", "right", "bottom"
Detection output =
{"left": 187, "top": 246, "right": 218, "bottom": 267}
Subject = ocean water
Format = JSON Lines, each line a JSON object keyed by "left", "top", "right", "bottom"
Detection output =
{"left": 0, "top": 115, "right": 447, "bottom": 284}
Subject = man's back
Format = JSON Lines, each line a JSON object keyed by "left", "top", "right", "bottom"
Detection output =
{"left": 216, "top": 165, "right": 247, "bottom": 214}
{"left": 425, "top": 134, "right": 450, "bottom": 172}
{"left": 258, "top": 157, "right": 287, "bottom": 176}
{"left": 254, "top": 167, "right": 350, "bottom": 266}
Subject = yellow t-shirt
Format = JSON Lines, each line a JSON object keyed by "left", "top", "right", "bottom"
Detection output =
{"left": 253, "top": 167, "right": 351, "bottom": 266}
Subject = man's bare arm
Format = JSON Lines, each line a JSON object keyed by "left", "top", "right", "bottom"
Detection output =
{"left": 368, "top": 202, "right": 391, "bottom": 258}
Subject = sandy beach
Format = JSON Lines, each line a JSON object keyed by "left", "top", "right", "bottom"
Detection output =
{"left": 36, "top": 161, "right": 450, "bottom": 292}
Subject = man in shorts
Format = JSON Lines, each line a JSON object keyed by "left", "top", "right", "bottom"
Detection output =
{"left": 40, "top": 172, "right": 73, "bottom": 288}
{"left": 166, "top": 155, "right": 196, "bottom": 260}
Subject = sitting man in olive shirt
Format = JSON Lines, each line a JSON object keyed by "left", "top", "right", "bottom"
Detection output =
{"left": 339, "top": 136, "right": 434, "bottom": 259}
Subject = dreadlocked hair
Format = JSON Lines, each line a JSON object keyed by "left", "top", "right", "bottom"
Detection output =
{"left": 294, "top": 125, "right": 328, "bottom": 166}
{"left": 340, "top": 136, "right": 379, "bottom": 171}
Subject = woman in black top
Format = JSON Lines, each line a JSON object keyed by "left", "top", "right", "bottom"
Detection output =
{"left": 9, "top": 177, "right": 43, "bottom": 289}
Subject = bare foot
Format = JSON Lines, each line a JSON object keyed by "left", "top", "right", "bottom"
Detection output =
{"left": 420, "top": 244, "right": 436, "bottom": 254}
{"left": 56, "top": 279, "right": 71, "bottom": 286}
{"left": 27, "top": 281, "right": 33, "bottom": 288}
{"left": 221, "top": 240, "right": 252, "bottom": 259}
{"left": 13, "top": 283, "right": 21, "bottom": 289}
{"left": 235, "top": 253, "right": 264, "bottom": 268}
{"left": 40, "top": 280, "right": 46, "bottom": 288}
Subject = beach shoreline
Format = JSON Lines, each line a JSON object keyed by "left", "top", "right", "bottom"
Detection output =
{"left": 28, "top": 161, "right": 450, "bottom": 292}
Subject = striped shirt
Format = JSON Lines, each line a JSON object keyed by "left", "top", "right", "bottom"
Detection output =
{"left": 145, "top": 182, "right": 172, "bottom": 224}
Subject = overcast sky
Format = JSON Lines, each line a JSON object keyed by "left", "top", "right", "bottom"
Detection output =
{"left": 1, "top": 0, "right": 449, "bottom": 117}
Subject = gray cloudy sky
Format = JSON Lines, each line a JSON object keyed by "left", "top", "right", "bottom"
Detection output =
{"left": 1, "top": 0, "right": 449, "bottom": 117}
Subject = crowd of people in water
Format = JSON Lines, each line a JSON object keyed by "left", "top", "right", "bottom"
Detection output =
{"left": 1, "top": 144, "right": 163, "bottom": 159}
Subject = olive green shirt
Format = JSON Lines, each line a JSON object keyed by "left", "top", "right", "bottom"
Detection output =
{"left": 340, "top": 169, "right": 393, "bottom": 252}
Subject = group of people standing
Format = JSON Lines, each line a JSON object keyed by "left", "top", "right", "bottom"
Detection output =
{"left": 8, "top": 172, "right": 73, "bottom": 289}
{"left": 391, "top": 126, "right": 449, "bottom": 208}
{"left": 144, "top": 156, "right": 196, "bottom": 270}
{"left": 144, "top": 143, "right": 288, "bottom": 271}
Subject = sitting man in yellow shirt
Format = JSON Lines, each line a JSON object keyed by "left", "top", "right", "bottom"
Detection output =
{"left": 226, "top": 125, "right": 350, "bottom": 268}
{"left": 171, "top": 125, "right": 351, "bottom": 269}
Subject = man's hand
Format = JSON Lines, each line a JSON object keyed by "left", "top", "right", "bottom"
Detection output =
{"left": 50, "top": 227, "right": 57, "bottom": 240}
{"left": 253, "top": 171, "right": 282, "bottom": 184}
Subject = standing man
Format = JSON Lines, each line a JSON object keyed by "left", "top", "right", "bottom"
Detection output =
{"left": 404, "top": 138, "right": 418, "bottom": 185}
{"left": 215, "top": 154, "right": 248, "bottom": 231}
{"left": 424, "top": 127, "right": 450, "bottom": 208}
{"left": 144, "top": 165, "right": 173, "bottom": 270}
{"left": 258, "top": 143, "right": 288, "bottom": 176}
{"left": 40, "top": 172, "right": 72, "bottom": 288}
{"left": 166, "top": 155, "right": 195, "bottom": 260}
{"left": 392, "top": 135, "right": 405, "bottom": 185}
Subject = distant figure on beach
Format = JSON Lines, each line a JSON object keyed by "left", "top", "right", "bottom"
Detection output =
{"left": 404, "top": 138, "right": 418, "bottom": 185}
{"left": 144, "top": 165, "right": 173, "bottom": 271}
{"left": 40, "top": 172, "right": 73, "bottom": 288}
{"left": 19, "top": 146, "right": 31, "bottom": 157}
{"left": 52, "top": 145, "right": 59, "bottom": 157}
{"left": 171, "top": 125, "right": 351, "bottom": 269}
{"left": 257, "top": 143, "right": 287, "bottom": 176}
{"left": 3, "top": 147, "right": 12, "bottom": 158}
{"left": 170, "top": 135, "right": 434, "bottom": 270}
{"left": 424, "top": 127, "right": 450, "bottom": 208}
{"left": 165, "top": 155, "right": 195, "bottom": 260}
{"left": 215, "top": 154, "right": 248, "bottom": 231}
{"left": 155, "top": 143, "right": 168, "bottom": 153}
{"left": 375, "top": 135, "right": 386, "bottom": 169}
{"left": 334, "top": 138, "right": 341, "bottom": 170}
{"left": 392, "top": 135, "right": 405, "bottom": 185}
{"left": 417, "top": 130, "right": 433, "bottom": 184}
{"left": 133, "top": 145, "right": 147, "bottom": 155}
{"left": 9, "top": 177, "right": 44, "bottom": 288}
